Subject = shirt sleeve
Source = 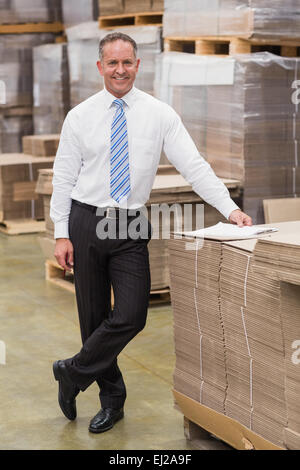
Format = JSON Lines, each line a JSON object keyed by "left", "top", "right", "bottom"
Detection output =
{"left": 50, "top": 112, "right": 82, "bottom": 239}
{"left": 162, "top": 105, "right": 240, "bottom": 220}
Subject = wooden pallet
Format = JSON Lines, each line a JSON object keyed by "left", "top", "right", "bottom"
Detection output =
{"left": 0, "top": 22, "right": 63, "bottom": 34}
{"left": 99, "top": 11, "right": 163, "bottom": 29}
{"left": 0, "top": 219, "right": 45, "bottom": 236}
{"left": 164, "top": 36, "right": 300, "bottom": 57}
{"left": 45, "top": 259, "right": 170, "bottom": 305}
{"left": 174, "top": 389, "right": 285, "bottom": 450}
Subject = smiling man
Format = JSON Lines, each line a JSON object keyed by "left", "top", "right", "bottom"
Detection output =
{"left": 50, "top": 32, "right": 252, "bottom": 434}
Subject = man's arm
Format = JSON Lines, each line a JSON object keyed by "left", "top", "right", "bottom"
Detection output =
{"left": 50, "top": 112, "right": 82, "bottom": 270}
{"left": 162, "top": 106, "right": 252, "bottom": 226}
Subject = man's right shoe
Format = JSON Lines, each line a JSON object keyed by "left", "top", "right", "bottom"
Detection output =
{"left": 53, "top": 360, "right": 80, "bottom": 421}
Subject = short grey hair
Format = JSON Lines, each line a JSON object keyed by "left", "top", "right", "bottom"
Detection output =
{"left": 99, "top": 32, "right": 138, "bottom": 61}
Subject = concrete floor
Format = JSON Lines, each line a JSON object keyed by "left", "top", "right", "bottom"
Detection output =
{"left": 0, "top": 232, "right": 195, "bottom": 450}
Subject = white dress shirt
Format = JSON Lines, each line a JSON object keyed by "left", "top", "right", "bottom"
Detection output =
{"left": 50, "top": 86, "right": 239, "bottom": 239}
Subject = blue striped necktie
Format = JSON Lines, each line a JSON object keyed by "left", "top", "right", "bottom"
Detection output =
{"left": 110, "top": 98, "right": 131, "bottom": 203}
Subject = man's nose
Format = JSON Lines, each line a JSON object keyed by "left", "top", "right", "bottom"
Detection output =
{"left": 116, "top": 62, "right": 125, "bottom": 75}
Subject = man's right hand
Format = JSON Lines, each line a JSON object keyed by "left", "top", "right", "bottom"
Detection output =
{"left": 54, "top": 238, "right": 74, "bottom": 272}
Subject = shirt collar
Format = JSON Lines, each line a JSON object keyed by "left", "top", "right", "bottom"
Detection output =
{"left": 103, "top": 86, "right": 137, "bottom": 109}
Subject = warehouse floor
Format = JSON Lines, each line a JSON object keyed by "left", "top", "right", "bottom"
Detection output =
{"left": 0, "top": 232, "right": 196, "bottom": 450}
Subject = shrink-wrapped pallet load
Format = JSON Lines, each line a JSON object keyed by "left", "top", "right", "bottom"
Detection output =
{"left": 0, "top": 0, "right": 62, "bottom": 24}
{"left": 163, "top": 0, "right": 300, "bottom": 39}
{"left": 0, "top": 33, "right": 57, "bottom": 152}
{"left": 66, "top": 23, "right": 162, "bottom": 108}
{"left": 155, "top": 52, "right": 300, "bottom": 223}
{"left": 62, "top": 0, "right": 99, "bottom": 27}
{"left": 33, "top": 43, "right": 70, "bottom": 134}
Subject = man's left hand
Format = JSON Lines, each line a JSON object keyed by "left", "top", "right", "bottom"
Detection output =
{"left": 229, "top": 209, "right": 252, "bottom": 227}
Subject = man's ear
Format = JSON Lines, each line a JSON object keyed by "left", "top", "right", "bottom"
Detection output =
{"left": 97, "top": 60, "right": 104, "bottom": 76}
{"left": 136, "top": 58, "right": 141, "bottom": 73}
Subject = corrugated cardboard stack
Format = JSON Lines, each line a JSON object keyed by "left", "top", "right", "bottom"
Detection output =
{"left": 0, "top": 33, "right": 57, "bottom": 152}
{"left": 0, "top": 134, "right": 58, "bottom": 224}
{"left": 169, "top": 221, "right": 300, "bottom": 448}
{"left": 220, "top": 240, "right": 286, "bottom": 446}
{"left": 99, "top": 0, "right": 164, "bottom": 16}
{"left": 253, "top": 225, "right": 300, "bottom": 449}
{"left": 66, "top": 23, "right": 162, "bottom": 108}
{"left": 163, "top": 0, "right": 300, "bottom": 39}
{"left": 33, "top": 43, "right": 70, "bottom": 134}
{"left": 169, "top": 237, "right": 228, "bottom": 414}
{"left": 0, "top": 153, "right": 54, "bottom": 222}
{"left": 155, "top": 52, "right": 300, "bottom": 223}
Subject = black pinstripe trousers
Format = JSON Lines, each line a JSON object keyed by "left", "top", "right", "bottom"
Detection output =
{"left": 65, "top": 200, "right": 151, "bottom": 409}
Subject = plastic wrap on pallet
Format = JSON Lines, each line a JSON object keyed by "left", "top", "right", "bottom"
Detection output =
{"left": 66, "top": 23, "right": 162, "bottom": 108}
{"left": 155, "top": 51, "right": 300, "bottom": 223}
{"left": 163, "top": 0, "right": 300, "bottom": 40}
{"left": 33, "top": 43, "right": 70, "bottom": 134}
{"left": 0, "top": 33, "right": 57, "bottom": 108}
{"left": 0, "top": 0, "right": 62, "bottom": 24}
{"left": 62, "top": 0, "right": 99, "bottom": 28}
{"left": 0, "top": 113, "right": 33, "bottom": 153}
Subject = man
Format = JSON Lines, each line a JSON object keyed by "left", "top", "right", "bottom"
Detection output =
{"left": 51, "top": 32, "right": 252, "bottom": 434}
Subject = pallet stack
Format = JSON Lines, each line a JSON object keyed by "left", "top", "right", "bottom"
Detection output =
{"left": 156, "top": 0, "right": 300, "bottom": 223}
{"left": 0, "top": 0, "right": 63, "bottom": 152}
{"left": 169, "top": 221, "right": 300, "bottom": 450}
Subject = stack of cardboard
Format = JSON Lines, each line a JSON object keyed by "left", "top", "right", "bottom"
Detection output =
{"left": 66, "top": 23, "right": 162, "bottom": 107}
{"left": 23, "top": 134, "right": 60, "bottom": 157}
{"left": 155, "top": 52, "right": 300, "bottom": 223}
{"left": 163, "top": 0, "right": 300, "bottom": 39}
{"left": 253, "top": 223, "right": 300, "bottom": 449}
{"left": 99, "top": 0, "right": 164, "bottom": 16}
{"left": 33, "top": 43, "right": 70, "bottom": 135}
{"left": 0, "top": 153, "right": 54, "bottom": 222}
{"left": 0, "top": 33, "right": 57, "bottom": 152}
{"left": 169, "top": 221, "right": 300, "bottom": 448}
{"left": 0, "top": 0, "right": 62, "bottom": 23}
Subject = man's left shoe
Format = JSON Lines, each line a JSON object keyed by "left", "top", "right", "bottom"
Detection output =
{"left": 53, "top": 360, "right": 80, "bottom": 421}
{"left": 89, "top": 407, "right": 124, "bottom": 433}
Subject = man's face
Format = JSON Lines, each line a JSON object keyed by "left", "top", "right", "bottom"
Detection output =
{"left": 97, "top": 40, "right": 140, "bottom": 98}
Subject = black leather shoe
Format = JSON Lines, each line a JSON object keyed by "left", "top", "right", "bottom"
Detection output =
{"left": 53, "top": 360, "right": 80, "bottom": 421}
{"left": 89, "top": 407, "right": 124, "bottom": 433}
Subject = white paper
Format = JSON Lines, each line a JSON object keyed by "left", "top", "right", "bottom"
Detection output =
{"left": 175, "top": 222, "right": 278, "bottom": 240}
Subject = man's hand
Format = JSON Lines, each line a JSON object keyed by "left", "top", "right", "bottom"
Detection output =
{"left": 54, "top": 238, "right": 74, "bottom": 272}
{"left": 229, "top": 209, "right": 252, "bottom": 227}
